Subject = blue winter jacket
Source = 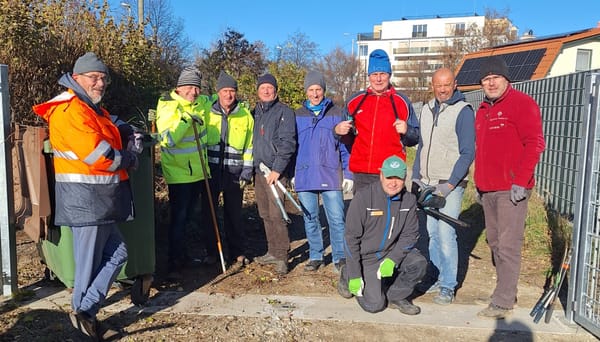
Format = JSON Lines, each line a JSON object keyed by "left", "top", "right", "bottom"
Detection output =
{"left": 294, "top": 98, "right": 351, "bottom": 192}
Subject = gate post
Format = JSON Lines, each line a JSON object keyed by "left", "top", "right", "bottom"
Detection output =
{"left": 0, "top": 64, "right": 16, "bottom": 296}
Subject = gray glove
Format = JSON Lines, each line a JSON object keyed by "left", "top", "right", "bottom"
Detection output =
{"left": 433, "top": 183, "right": 452, "bottom": 198}
{"left": 127, "top": 132, "right": 144, "bottom": 154}
{"left": 342, "top": 179, "right": 354, "bottom": 193}
{"left": 510, "top": 184, "right": 527, "bottom": 204}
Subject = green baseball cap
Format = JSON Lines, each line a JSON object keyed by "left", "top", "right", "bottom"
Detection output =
{"left": 379, "top": 155, "right": 406, "bottom": 178}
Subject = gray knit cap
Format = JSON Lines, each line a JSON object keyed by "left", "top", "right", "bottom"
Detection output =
{"left": 216, "top": 71, "right": 238, "bottom": 91}
{"left": 73, "top": 52, "right": 109, "bottom": 74}
{"left": 177, "top": 66, "right": 202, "bottom": 87}
{"left": 304, "top": 70, "right": 326, "bottom": 92}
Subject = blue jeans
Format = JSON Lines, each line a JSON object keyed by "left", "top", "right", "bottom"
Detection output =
{"left": 71, "top": 224, "right": 127, "bottom": 318}
{"left": 426, "top": 186, "right": 464, "bottom": 290}
{"left": 297, "top": 190, "right": 345, "bottom": 264}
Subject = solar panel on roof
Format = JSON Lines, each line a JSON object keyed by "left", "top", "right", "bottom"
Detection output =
{"left": 456, "top": 48, "right": 547, "bottom": 86}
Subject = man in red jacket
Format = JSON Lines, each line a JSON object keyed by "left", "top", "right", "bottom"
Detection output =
{"left": 334, "top": 49, "right": 419, "bottom": 193}
{"left": 474, "top": 56, "right": 545, "bottom": 319}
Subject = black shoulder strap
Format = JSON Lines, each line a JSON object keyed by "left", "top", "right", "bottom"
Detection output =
{"left": 350, "top": 93, "right": 369, "bottom": 118}
{"left": 389, "top": 94, "right": 399, "bottom": 120}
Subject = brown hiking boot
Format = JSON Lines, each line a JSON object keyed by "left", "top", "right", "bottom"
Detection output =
{"left": 254, "top": 253, "right": 279, "bottom": 265}
{"left": 388, "top": 299, "right": 421, "bottom": 315}
{"left": 477, "top": 303, "right": 513, "bottom": 319}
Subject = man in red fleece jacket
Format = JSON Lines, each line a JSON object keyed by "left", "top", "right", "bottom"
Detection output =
{"left": 474, "top": 56, "right": 545, "bottom": 320}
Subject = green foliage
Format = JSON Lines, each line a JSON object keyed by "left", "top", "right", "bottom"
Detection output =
{"left": 0, "top": 0, "right": 174, "bottom": 129}
{"left": 267, "top": 62, "right": 305, "bottom": 110}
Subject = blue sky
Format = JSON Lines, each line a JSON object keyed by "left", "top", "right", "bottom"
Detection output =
{"left": 119, "top": 1, "right": 600, "bottom": 56}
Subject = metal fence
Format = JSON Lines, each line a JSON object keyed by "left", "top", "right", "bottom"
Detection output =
{"left": 464, "top": 72, "right": 592, "bottom": 218}
{"left": 464, "top": 71, "right": 600, "bottom": 337}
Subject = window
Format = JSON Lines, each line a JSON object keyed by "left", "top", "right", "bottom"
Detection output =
{"left": 412, "top": 24, "right": 427, "bottom": 38}
{"left": 359, "top": 45, "right": 369, "bottom": 57}
{"left": 454, "top": 23, "right": 465, "bottom": 36}
{"left": 576, "top": 49, "right": 592, "bottom": 72}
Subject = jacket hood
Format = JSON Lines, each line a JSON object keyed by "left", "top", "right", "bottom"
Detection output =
{"left": 58, "top": 73, "right": 104, "bottom": 115}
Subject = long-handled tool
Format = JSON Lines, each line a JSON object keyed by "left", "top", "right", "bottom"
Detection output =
{"left": 258, "top": 162, "right": 291, "bottom": 223}
{"left": 543, "top": 246, "right": 572, "bottom": 323}
{"left": 191, "top": 117, "right": 226, "bottom": 274}
{"left": 259, "top": 162, "right": 303, "bottom": 213}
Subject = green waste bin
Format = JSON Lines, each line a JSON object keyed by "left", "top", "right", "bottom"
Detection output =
{"left": 39, "top": 137, "right": 155, "bottom": 305}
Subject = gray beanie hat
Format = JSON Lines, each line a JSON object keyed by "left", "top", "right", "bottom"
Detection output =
{"left": 177, "top": 66, "right": 202, "bottom": 87}
{"left": 304, "top": 70, "right": 326, "bottom": 92}
{"left": 73, "top": 52, "right": 109, "bottom": 74}
{"left": 216, "top": 71, "right": 238, "bottom": 91}
{"left": 257, "top": 73, "right": 278, "bottom": 91}
{"left": 479, "top": 56, "right": 510, "bottom": 82}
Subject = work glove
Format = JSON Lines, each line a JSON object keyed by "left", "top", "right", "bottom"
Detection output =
{"left": 342, "top": 179, "right": 354, "bottom": 193}
{"left": 433, "top": 183, "right": 452, "bottom": 198}
{"left": 510, "top": 184, "right": 527, "bottom": 204}
{"left": 376, "top": 258, "right": 396, "bottom": 279}
{"left": 183, "top": 112, "right": 204, "bottom": 125}
{"left": 290, "top": 177, "right": 295, "bottom": 191}
{"left": 239, "top": 179, "right": 248, "bottom": 189}
{"left": 127, "top": 132, "right": 144, "bottom": 154}
{"left": 348, "top": 277, "right": 364, "bottom": 297}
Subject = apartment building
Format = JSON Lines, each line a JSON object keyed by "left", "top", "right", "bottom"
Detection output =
{"left": 356, "top": 13, "right": 515, "bottom": 95}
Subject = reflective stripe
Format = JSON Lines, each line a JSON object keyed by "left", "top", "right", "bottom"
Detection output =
{"left": 53, "top": 149, "right": 78, "bottom": 160}
{"left": 207, "top": 145, "right": 241, "bottom": 154}
{"left": 243, "top": 160, "right": 253, "bottom": 167}
{"left": 108, "top": 150, "right": 121, "bottom": 172}
{"left": 208, "top": 157, "right": 243, "bottom": 167}
{"left": 83, "top": 140, "right": 112, "bottom": 165}
{"left": 55, "top": 173, "right": 120, "bottom": 184}
{"left": 161, "top": 146, "right": 201, "bottom": 155}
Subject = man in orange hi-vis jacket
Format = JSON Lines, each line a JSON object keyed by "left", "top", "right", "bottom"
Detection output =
{"left": 33, "top": 52, "right": 139, "bottom": 340}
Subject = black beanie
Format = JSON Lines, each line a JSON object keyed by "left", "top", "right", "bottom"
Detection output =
{"left": 216, "top": 71, "right": 238, "bottom": 91}
{"left": 479, "top": 56, "right": 510, "bottom": 82}
{"left": 257, "top": 73, "right": 278, "bottom": 91}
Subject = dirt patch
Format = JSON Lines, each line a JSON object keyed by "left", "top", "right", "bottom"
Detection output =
{"left": 1, "top": 186, "right": 576, "bottom": 341}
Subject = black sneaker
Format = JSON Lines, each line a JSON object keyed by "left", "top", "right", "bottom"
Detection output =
{"left": 389, "top": 299, "right": 421, "bottom": 315}
{"left": 336, "top": 264, "right": 353, "bottom": 299}
{"left": 70, "top": 312, "right": 98, "bottom": 340}
{"left": 304, "top": 260, "right": 323, "bottom": 271}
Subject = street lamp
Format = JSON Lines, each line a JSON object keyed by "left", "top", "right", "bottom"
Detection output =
{"left": 343, "top": 33, "right": 355, "bottom": 57}
{"left": 120, "top": 2, "right": 131, "bottom": 17}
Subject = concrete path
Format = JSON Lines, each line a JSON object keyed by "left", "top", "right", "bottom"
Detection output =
{"left": 23, "top": 286, "right": 594, "bottom": 338}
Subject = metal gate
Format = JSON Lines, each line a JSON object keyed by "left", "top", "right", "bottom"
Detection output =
{"left": 569, "top": 72, "right": 600, "bottom": 335}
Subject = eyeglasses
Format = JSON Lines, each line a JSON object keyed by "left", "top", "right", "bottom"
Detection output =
{"left": 79, "top": 73, "right": 111, "bottom": 85}
{"left": 481, "top": 75, "right": 503, "bottom": 84}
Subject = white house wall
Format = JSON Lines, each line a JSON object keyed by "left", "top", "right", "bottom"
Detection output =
{"left": 549, "top": 40, "right": 600, "bottom": 77}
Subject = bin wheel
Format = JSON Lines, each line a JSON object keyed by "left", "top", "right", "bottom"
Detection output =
{"left": 131, "top": 274, "right": 153, "bottom": 305}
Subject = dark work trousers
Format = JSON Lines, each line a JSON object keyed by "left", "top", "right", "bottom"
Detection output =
{"left": 341, "top": 249, "right": 427, "bottom": 313}
{"left": 202, "top": 168, "right": 247, "bottom": 262}
{"left": 167, "top": 180, "right": 203, "bottom": 267}
{"left": 253, "top": 171, "right": 290, "bottom": 260}
{"left": 353, "top": 173, "right": 380, "bottom": 194}
{"left": 481, "top": 189, "right": 530, "bottom": 309}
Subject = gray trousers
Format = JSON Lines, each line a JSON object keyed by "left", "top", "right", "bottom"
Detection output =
{"left": 481, "top": 190, "right": 530, "bottom": 309}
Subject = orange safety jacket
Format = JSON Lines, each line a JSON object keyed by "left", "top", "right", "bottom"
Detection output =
{"left": 33, "top": 89, "right": 134, "bottom": 226}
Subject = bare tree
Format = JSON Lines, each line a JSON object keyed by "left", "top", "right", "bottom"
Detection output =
{"left": 317, "top": 47, "right": 362, "bottom": 106}
{"left": 278, "top": 31, "right": 319, "bottom": 68}
{"left": 197, "top": 29, "right": 267, "bottom": 100}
